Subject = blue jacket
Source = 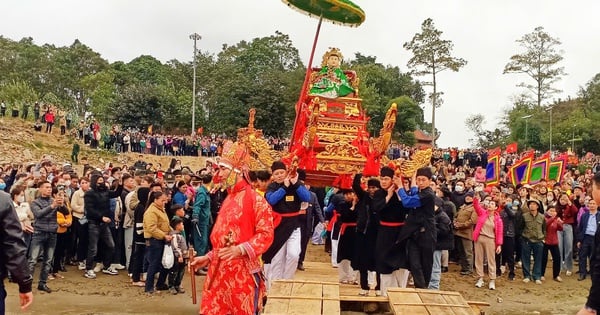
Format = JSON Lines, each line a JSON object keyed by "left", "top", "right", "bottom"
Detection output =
{"left": 577, "top": 211, "right": 600, "bottom": 242}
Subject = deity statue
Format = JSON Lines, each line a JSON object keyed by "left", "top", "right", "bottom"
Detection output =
{"left": 309, "top": 48, "right": 355, "bottom": 98}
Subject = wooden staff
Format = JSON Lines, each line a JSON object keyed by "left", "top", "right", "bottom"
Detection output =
{"left": 188, "top": 248, "right": 197, "bottom": 304}
{"left": 206, "top": 231, "right": 234, "bottom": 290}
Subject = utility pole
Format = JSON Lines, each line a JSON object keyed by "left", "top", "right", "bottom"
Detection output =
{"left": 189, "top": 33, "right": 202, "bottom": 135}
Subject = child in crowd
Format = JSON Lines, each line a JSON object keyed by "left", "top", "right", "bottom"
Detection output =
{"left": 168, "top": 216, "right": 189, "bottom": 294}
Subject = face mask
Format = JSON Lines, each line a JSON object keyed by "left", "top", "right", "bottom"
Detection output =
{"left": 455, "top": 186, "right": 464, "bottom": 192}
{"left": 97, "top": 184, "right": 107, "bottom": 191}
{"left": 0, "top": 183, "right": 6, "bottom": 190}
{"left": 167, "top": 183, "right": 174, "bottom": 189}
{"left": 513, "top": 201, "right": 520, "bottom": 207}
{"left": 18, "top": 195, "right": 25, "bottom": 203}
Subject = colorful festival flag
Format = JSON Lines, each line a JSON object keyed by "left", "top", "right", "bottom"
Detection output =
{"left": 486, "top": 154, "right": 500, "bottom": 186}
{"left": 508, "top": 151, "right": 534, "bottom": 186}
{"left": 548, "top": 153, "right": 568, "bottom": 182}
{"left": 528, "top": 151, "right": 551, "bottom": 185}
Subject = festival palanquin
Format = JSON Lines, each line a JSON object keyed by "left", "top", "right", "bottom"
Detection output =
{"left": 235, "top": 47, "right": 431, "bottom": 186}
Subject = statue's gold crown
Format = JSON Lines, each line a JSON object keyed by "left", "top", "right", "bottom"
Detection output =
{"left": 321, "top": 47, "right": 343, "bottom": 67}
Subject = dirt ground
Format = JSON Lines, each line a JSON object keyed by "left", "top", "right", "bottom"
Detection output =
{"left": 5, "top": 243, "right": 591, "bottom": 315}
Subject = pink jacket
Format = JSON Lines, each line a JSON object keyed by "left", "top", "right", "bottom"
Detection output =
{"left": 472, "top": 198, "right": 504, "bottom": 246}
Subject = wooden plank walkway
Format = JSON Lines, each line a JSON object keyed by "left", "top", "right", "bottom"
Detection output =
{"left": 293, "top": 261, "right": 389, "bottom": 302}
{"left": 265, "top": 260, "right": 489, "bottom": 314}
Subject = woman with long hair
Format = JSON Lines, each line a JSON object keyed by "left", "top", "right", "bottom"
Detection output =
{"left": 556, "top": 193, "right": 578, "bottom": 276}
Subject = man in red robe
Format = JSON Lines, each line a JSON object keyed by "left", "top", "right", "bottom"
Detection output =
{"left": 191, "top": 141, "right": 274, "bottom": 315}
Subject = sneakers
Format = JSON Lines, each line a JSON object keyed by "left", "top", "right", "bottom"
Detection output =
{"left": 516, "top": 261, "right": 522, "bottom": 268}
{"left": 111, "top": 264, "right": 126, "bottom": 270}
{"left": 475, "top": 278, "right": 484, "bottom": 288}
{"left": 565, "top": 270, "right": 572, "bottom": 276}
{"left": 554, "top": 276, "right": 563, "bottom": 282}
{"left": 169, "top": 287, "right": 178, "bottom": 295}
{"left": 500, "top": 266, "right": 506, "bottom": 274}
{"left": 78, "top": 262, "right": 86, "bottom": 270}
{"left": 522, "top": 278, "right": 530, "bottom": 283}
{"left": 177, "top": 286, "right": 185, "bottom": 294}
{"left": 540, "top": 276, "right": 545, "bottom": 281}
{"left": 489, "top": 280, "right": 496, "bottom": 290}
{"left": 102, "top": 267, "right": 118, "bottom": 275}
{"left": 358, "top": 289, "right": 369, "bottom": 296}
{"left": 93, "top": 263, "right": 102, "bottom": 273}
{"left": 84, "top": 270, "right": 97, "bottom": 279}
{"left": 535, "top": 279, "right": 542, "bottom": 285}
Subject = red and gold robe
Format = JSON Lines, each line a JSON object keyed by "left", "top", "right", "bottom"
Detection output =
{"left": 200, "top": 180, "right": 274, "bottom": 315}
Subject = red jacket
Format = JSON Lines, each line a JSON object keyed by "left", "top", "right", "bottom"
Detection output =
{"left": 472, "top": 198, "right": 504, "bottom": 246}
{"left": 558, "top": 204, "right": 578, "bottom": 225}
{"left": 545, "top": 216, "right": 563, "bottom": 245}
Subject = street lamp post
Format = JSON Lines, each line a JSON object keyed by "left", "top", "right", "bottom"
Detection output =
{"left": 189, "top": 33, "right": 202, "bottom": 135}
{"left": 521, "top": 114, "right": 532, "bottom": 149}
{"left": 572, "top": 124, "right": 576, "bottom": 152}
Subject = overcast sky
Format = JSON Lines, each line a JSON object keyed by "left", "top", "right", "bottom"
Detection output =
{"left": 2, "top": 0, "right": 599, "bottom": 148}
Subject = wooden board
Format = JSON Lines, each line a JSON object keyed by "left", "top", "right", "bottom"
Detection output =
{"left": 387, "top": 288, "right": 475, "bottom": 315}
{"left": 264, "top": 280, "right": 340, "bottom": 315}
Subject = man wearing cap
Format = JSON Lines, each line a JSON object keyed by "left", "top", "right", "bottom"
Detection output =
{"left": 374, "top": 166, "right": 409, "bottom": 296}
{"left": 519, "top": 199, "right": 546, "bottom": 284}
{"left": 190, "top": 140, "right": 274, "bottom": 315}
{"left": 263, "top": 161, "right": 311, "bottom": 287}
{"left": 352, "top": 174, "right": 383, "bottom": 296}
{"left": 453, "top": 191, "right": 478, "bottom": 275}
{"left": 396, "top": 167, "right": 437, "bottom": 289}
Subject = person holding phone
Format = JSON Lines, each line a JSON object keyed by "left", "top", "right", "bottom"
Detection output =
{"left": 28, "top": 181, "right": 62, "bottom": 293}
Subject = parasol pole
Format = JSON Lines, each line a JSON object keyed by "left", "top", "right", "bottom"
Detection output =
{"left": 299, "top": 15, "right": 323, "bottom": 103}
{"left": 292, "top": 16, "right": 323, "bottom": 145}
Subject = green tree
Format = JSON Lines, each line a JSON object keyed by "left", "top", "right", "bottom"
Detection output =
{"left": 465, "top": 114, "right": 511, "bottom": 148}
{"left": 111, "top": 83, "right": 164, "bottom": 129}
{"left": 503, "top": 26, "right": 566, "bottom": 108}
{"left": 388, "top": 96, "right": 423, "bottom": 146}
{"left": 0, "top": 80, "right": 39, "bottom": 110}
{"left": 404, "top": 18, "right": 467, "bottom": 147}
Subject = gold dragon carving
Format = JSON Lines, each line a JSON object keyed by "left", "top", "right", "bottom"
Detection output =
{"left": 382, "top": 148, "right": 433, "bottom": 178}
{"left": 238, "top": 108, "right": 282, "bottom": 170}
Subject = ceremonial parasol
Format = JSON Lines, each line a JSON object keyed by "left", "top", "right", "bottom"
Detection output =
{"left": 281, "top": 0, "right": 365, "bottom": 99}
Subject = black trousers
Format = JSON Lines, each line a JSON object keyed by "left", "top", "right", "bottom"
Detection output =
{"left": 359, "top": 269, "right": 380, "bottom": 290}
{"left": 542, "top": 244, "right": 561, "bottom": 278}
{"left": 52, "top": 231, "right": 72, "bottom": 273}
{"left": 299, "top": 222, "right": 309, "bottom": 264}
{"left": 497, "top": 236, "right": 515, "bottom": 277}
{"left": 131, "top": 242, "right": 146, "bottom": 282}
{"left": 407, "top": 239, "right": 434, "bottom": 289}
{"left": 168, "top": 260, "right": 186, "bottom": 288}
{"left": 85, "top": 222, "right": 115, "bottom": 270}
{"left": 74, "top": 220, "right": 88, "bottom": 262}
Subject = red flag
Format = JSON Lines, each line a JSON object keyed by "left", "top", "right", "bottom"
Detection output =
{"left": 488, "top": 147, "right": 501, "bottom": 157}
{"left": 505, "top": 142, "right": 518, "bottom": 154}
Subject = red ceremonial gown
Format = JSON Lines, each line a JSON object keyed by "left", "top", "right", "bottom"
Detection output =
{"left": 200, "top": 180, "right": 274, "bottom": 315}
